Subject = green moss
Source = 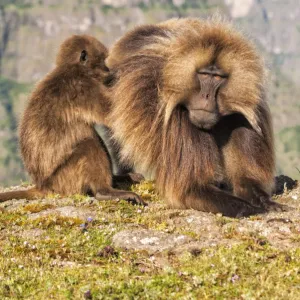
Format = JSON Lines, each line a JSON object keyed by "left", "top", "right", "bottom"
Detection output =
{"left": 0, "top": 211, "right": 27, "bottom": 228}
{"left": 70, "top": 193, "right": 91, "bottom": 203}
{"left": 216, "top": 215, "right": 236, "bottom": 226}
{"left": 1, "top": 225, "right": 300, "bottom": 299}
{"left": 29, "top": 215, "right": 83, "bottom": 229}
{"left": 0, "top": 181, "right": 300, "bottom": 299}
{"left": 23, "top": 203, "right": 55, "bottom": 213}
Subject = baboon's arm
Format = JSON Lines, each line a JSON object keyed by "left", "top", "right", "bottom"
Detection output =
{"left": 183, "top": 185, "right": 266, "bottom": 218}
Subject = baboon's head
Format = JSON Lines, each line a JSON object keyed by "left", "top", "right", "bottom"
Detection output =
{"left": 160, "top": 19, "right": 265, "bottom": 132}
{"left": 56, "top": 35, "right": 109, "bottom": 73}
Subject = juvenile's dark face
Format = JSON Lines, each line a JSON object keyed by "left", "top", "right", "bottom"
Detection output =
{"left": 184, "top": 65, "right": 228, "bottom": 129}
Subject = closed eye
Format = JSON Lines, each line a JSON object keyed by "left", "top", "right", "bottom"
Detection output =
{"left": 199, "top": 73, "right": 210, "bottom": 79}
{"left": 214, "top": 75, "right": 222, "bottom": 80}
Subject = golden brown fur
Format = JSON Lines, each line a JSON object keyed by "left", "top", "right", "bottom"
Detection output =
{"left": 107, "top": 18, "right": 287, "bottom": 217}
{"left": 0, "top": 35, "right": 144, "bottom": 205}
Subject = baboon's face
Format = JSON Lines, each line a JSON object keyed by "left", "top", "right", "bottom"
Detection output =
{"left": 183, "top": 65, "right": 228, "bottom": 129}
{"left": 81, "top": 38, "right": 109, "bottom": 72}
{"left": 162, "top": 26, "right": 264, "bottom": 132}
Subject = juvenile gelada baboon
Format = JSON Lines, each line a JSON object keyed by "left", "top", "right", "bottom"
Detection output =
{"left": 106, "top": 18, "right": 289, "bottom": 217}
{"left": 0, "top": 35, "right": 145, "bottom": 205}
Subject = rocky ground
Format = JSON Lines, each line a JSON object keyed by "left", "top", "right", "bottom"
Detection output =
{"left": 0, "top": 178, "right": 299, "bottom": 299}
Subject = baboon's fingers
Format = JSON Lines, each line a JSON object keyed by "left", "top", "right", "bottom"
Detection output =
{"left": 95, "top": 190, "right": 147, "bottom": 206}
{"left": 123, "top": 193, "right": 148, "bottom": 206}
{"left": 182, "top": 186, "right": 267, "bottom": 218}
{"left": 263, "top": 199, "right": 292, "bottom": 212}
{"left": 221, "top": 201, "right": 266, "bottom": 218}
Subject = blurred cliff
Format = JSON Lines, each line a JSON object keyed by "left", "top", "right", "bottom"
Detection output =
{"left": 0, "top": 0, "right": 299, "bottom": 185}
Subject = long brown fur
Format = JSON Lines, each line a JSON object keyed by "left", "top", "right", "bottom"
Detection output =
{"left": 107, "top": 18, "right": 288, "bottom": 217}
{"left": 0, "top": 35, "right": 145, "bottom": 205}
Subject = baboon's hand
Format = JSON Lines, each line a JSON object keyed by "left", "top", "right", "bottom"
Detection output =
{"left": 262, "top": 198, "right": 292, "bottom": 212}
{"left": 235, "top": 204, "right": 266, "bottom": 218}
{"left": 235, "top": 184, "right": 292, "bottom": 213}
{"left": 125, "top": 193, "right": 148, "bottom": 206}
{"left": 95, "top": 191, "right": 147, "bottom": 206}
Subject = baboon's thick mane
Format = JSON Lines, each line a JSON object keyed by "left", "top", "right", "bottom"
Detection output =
{"left": 108, "top": 18, "right": 267, "bottom": 175}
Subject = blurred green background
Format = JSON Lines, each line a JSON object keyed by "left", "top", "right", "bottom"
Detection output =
{"left": 0, "top": 0, "right": 299, "bottom": 186}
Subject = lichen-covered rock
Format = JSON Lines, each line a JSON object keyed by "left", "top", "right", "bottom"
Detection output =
{"left": 112, "top": 229, "right": 191, "bottom": 253}
{"left": 28, "top": 206, "right": 97, "bottom": 221}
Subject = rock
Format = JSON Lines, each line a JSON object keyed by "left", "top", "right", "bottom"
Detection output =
{"left": 112, "top": 229, "right": 191, "bottom": 253}
{"left": 227, "top": 210, "right": 300, "bottom": 250}
{"left": 173, "top": 240, "right": 241, "bottom": 256}
{"left": 274, "top": 175, "right": 297, "bottom": 195}
{"left": 168, "top": 211, "right": 223, "bottom": 240}
{"left": 18, "top": 229, "right": 46, "bottom": 240}
{"left": 28, "top": 206, "right": 97, "bottom": 221}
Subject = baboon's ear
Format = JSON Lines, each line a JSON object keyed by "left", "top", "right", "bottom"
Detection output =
{"left": 80, "top": 50, "right": 88, "bottom": 64}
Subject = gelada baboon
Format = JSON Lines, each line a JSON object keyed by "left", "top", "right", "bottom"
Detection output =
{"left": 0, "top": 35, "right": 145, "bottom": 205}
{"left": 106, "top": 18, "right": 288, "bottom": 217}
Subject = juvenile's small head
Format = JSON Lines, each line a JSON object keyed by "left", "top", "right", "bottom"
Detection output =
{"left": 56, "top": 35, "right": 109, "bottom": 72}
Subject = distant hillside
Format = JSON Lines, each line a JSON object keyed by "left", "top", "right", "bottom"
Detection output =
{"left": 0, "top": 0, "right": 299, "bottom": 184}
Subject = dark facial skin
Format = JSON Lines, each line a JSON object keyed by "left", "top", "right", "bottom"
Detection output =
{"left": 185, "top": 65, "right": 228, "bottom": 129}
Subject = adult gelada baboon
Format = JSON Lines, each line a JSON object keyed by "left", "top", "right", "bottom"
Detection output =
{"left": 106, "top": 18, "right": 288, "bottom": 217}
{"left": 0, "top": 35, "right": 145, "bottom": 205}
